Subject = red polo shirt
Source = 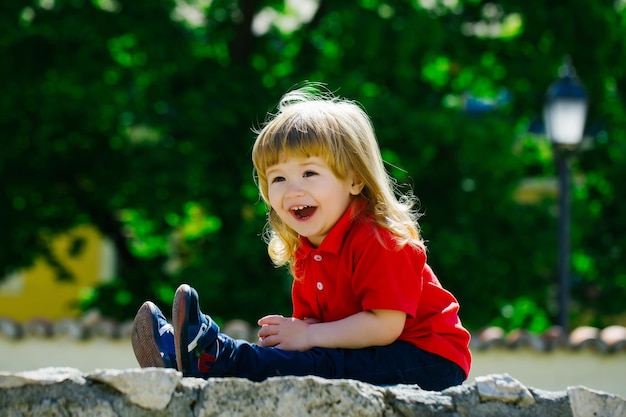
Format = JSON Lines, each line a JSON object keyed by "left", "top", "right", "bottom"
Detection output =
{"left": 292, "top": 204, "right": 472, "bottom": 377}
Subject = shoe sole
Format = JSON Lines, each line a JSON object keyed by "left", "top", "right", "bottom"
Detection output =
{"left": 173, "top": 284, "right": 192, "bottom": 374}
{"left": 131, "top": 301, "right": 167, "bottom": 368}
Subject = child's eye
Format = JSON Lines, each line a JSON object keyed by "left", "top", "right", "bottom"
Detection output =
{"left": 271, "top": 176, "right": 285, "bottom": 183}
{"left": 303, "top": 171, "right": 317, "bottom": 178}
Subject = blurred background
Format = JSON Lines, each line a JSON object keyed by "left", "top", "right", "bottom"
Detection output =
{"left": 1, "top": 0, "right": 625, "bottom": 340}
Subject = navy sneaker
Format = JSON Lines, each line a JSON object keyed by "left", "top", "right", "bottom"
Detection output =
{"left": 172, "top": 284, "right": 220, "bottom": 377}
{"left": 131, "top": 301, "right": 177, "bottom": 369}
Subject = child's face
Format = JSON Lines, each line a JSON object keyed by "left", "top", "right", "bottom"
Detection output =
{"left": 266, "top": 155, "right": 363, "bottom": 247}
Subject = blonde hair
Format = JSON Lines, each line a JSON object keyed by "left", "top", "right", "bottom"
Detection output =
{"left": 252, "top": 84, "right": 422, "bottom": 274}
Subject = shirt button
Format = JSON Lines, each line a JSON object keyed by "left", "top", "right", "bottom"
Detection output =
{"left": 316, "top": 282, "right": 324, "bottom": 290}
{"left": 313, "top": 254, "right": 323, "bottom": 262}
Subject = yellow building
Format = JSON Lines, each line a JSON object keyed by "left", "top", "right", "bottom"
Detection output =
{"left": 0, "top": 226, "right": 115, "bottom": 322}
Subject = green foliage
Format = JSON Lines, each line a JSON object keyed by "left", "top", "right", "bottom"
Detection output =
{"left": 491, "top": 297, "right": 551, "bottom": 334}
{"left": 2, "top": 0, "right": 626, "bottom": 330}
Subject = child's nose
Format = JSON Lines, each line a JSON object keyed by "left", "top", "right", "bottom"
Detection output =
{"left": 286, "top": 181, "right": 305, "bottom": 197}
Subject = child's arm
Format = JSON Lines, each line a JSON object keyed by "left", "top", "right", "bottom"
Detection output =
{"left": 257, "top": 309, "right": 406, "bottom": 351}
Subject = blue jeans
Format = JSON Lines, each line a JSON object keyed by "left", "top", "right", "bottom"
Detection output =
{"left": 209, "top": 334, "right": 466, "bottom": 391}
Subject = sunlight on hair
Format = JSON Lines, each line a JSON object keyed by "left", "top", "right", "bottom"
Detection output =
{"left": 252, "top": 83, "right": 422, "bottom": 270}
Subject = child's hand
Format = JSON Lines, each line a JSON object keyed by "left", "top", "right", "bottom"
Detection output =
{"left": 257, "top": 315, "right": 313, "bottom": 351}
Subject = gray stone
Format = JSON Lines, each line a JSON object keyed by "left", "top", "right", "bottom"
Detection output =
{"left": 1, "top": 367, "right": 625, "bottom": 417}
{"left": 476, "top": 373, "right": 535, "bottom": 406}
{"left": 568, "top": 386, "right": 626, "bottom": 417}
{"left": 387, "top": 384, "right": 455, "bottom": 417}
{"left": 197, "top": 376, "right": 386, "bottom": 417}
{"left": 88, "top": 367, "right": 181, "bottom": 410}
{"left": 0, "top": 366, "right": 84, "bottom": 388}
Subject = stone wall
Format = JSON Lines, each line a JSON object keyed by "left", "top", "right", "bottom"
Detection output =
{"left": 1, "top": 368, "right": 624, "bottom": 417}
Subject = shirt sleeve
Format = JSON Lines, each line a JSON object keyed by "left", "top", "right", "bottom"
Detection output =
{"left": 351, "top": 230, "right": 426, "bottom": 318}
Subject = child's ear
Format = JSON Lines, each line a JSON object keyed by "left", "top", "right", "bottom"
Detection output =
{"left": 350, "top": 174, "right": 365, "bottom": 195}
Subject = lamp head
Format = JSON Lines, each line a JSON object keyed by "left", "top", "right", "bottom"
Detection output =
{"left": 543, "top": 58, "right": 588, "bottom": 149}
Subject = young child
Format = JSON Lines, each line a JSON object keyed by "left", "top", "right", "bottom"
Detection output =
{"left": 132, "top": 85, "right": 471, "bottom": 390}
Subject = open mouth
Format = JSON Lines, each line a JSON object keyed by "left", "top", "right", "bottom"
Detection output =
{"left": 291, "top": 205, "right": 317, "bottom": 220}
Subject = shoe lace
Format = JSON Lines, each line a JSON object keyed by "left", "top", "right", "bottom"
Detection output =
{"left": 159, "top": 323, "right": 174, "bottom": 337}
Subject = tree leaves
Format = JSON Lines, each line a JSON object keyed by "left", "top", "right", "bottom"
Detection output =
{"left": 2, "top": 0, "right": 625, "bottom": 329}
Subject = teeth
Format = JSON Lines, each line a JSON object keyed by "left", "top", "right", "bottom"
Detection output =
{"left": 291, "top": 206, "right": 308, "bottom": 211}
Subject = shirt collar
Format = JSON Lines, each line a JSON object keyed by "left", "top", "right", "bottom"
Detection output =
{"left": 297, "top": 199, "right": 364, "bottom": 257}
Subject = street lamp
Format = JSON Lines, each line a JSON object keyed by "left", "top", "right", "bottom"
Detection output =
{"left": 543, "top": 57, "right": 588, "bottom": 331}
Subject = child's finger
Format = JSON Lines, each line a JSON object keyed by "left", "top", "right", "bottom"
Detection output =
{"left": 257, "top": 314, "right": 284, "bottom": 326}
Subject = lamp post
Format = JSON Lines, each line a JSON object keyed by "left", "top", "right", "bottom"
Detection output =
{"left": 543, "top": 57, "right": 588, "bottom": 331}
